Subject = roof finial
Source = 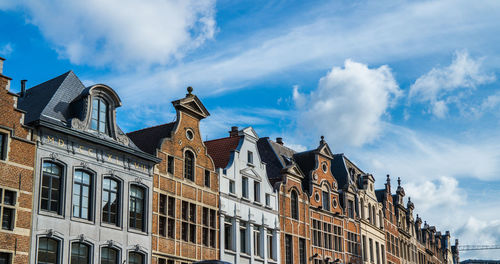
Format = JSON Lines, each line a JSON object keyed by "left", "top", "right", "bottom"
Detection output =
{"left": 397, "top": 177, "right": 401, "bottom": 187}
{"left": 187, "top": 86, "right": 193, "bottom": 96}
{"left": 320, "top": 135, "right": 325, "bottom": 144}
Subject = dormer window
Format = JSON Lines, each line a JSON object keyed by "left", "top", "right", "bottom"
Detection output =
{"left": 91, "top": 98, "right": 108, "bottom": 134}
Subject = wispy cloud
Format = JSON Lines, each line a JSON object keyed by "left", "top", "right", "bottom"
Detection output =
{"left": 409, "top": 50, "right": 495, "bottom": 118}
{"left": 0, "top": 43, "right": 13, "bottom": 56}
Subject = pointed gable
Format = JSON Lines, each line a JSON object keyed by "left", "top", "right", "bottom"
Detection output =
{"left": 171, "top": 87, "right": 210, "bottom": 120}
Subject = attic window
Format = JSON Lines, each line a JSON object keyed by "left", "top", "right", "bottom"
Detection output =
{"left": 91, "top": 98, "right": 108, "bottom": 134}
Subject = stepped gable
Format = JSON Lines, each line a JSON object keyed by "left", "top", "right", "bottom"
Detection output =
{"left": 127, "top": 122, "right": 176, "bottom": 155}
{"left": 205, "top": 136, "right": 242, "bottom": 169}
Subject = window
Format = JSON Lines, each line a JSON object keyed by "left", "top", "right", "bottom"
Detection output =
{"left": 181, "top": 201, "right": 196, "bottom": 243}
{"left": 159, "top": 194, "right": 175, "bottom": 238}
{"left": 312, "top": 220, "right": 321, "bottom": 247}
{"left": 376, "top": 242, "right": 381, "bottom": 264}
{"left": 204, "top": 169, "right": 210, "bottom": 187}
{"left": 347, "top": 231, "right": 358, "bottom": 255}
{"left": 0, "top": 188, "right": 16, "bottom": 230}
{"left": 382, "top": 245, "right": 386, "bottom": 264}
{"left": 267, "top": 229, "right": 274, "bottom": 260}
{"left": 242, "top": 177, "right": 248, "bottom": 198}
{"left": 322, "top": 191, "right": 330, "bottom": 211}
{"left": 0, "top": 252, "right": 12, "bottom": 264}
{"left": 324, "top": 222, "right": 332, "bottom": 249}
{"left": 247, "top": 151, "right": 253, "bottom": 164}
{"left": 38, "top": 237, "right": 59, "bottom": 264}
{"left": 184, "top": 151, "right": 194, "bottom": 181}
{"left": 240, "top": 221, "right": 248, "bottom": 254}
{"left": 254, "top": 182, "right": 260, "bottom": 203}
{"left": 0, "top": 133, "right": 6, "bottom": 160}
{"left": 334, "top": 225, "right": 342, "bottom": 251}
{"left": 129, "top": 185, "right": 146, "bottom": 231}
{"left": 363, "top": 235, "right": 367, "bottom": 261}
{"left": 102, "top": 177, "right": 120, "bottom": 226}
{"left": 71, "top": 242, "right": 90, "bottom": 264}
{"left": 224, "top": 217, "right": 233, "bottom": 251}
{"left": 73, "top": 170, "right": 92, "bottom": 220}
{"left": 348, "top": 200, "right": 354, "bottom": 218}
{"left": 167, "top": 156, "right": 174, "bottom": 174}
{"left": 91, "top": 98, "right": 108, "bottom": 133}
{"left": 129, "top": 252, "right": 144, "bottom": 264}
{"left": 285, "top": 234, "right": 293, "bottom": 264}
{"left": 41, "top": 162, "right": 63, "bottom": 214}
{"left": 254, "top": 225, "right": 262, "bottom": 257}
{"left": 265, "top": 194, "right": 271, "bottom": 207}
{"left": 369, "top": 238, "right": 374, "bottom": 262}
{"left": 202, "top": 207, "right": 216, "bottom": 247}
{"left": 299, "top": 238, "right": 306, "bottom": 264}
{"left": 101, "top": 247, "right": 118, "bottom": 264}
{"left": 290, "top": 190, "right": 298, "bottom": 220}
{"left": 229, "top": 180, "right": 235, "bottom": 194}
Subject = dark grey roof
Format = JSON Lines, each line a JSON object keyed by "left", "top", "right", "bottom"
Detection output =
{"left": 332, "top": 153, "right": 349, "bottom": 189}
{"left": 257, "top": 137, "right": 296, "bottom": 184}
{"left": 375, "top": 189, "right": 385, "bottom": 203}
{"left": 127, "top": 122, "right": 176, "bottom": 155}
{"left": 293, "top": 150, "right": 316, "bottom": 191}
{"left": 18, "top": 71, "right": 82, "bottom": 125}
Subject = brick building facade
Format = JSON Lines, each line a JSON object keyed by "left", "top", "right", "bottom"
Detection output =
{"left": 128, "top": 87, "right": 219, "bottom": 264}
{"left": 0, "top": 58, "right": 36, "bottom": 264}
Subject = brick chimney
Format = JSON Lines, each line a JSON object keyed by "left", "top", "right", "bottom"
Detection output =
{"left": 20, "top": 80, "right": 27, "bottom": 97}
{"left": 229, "top": 126, "right": 239, "bottom": 137}
{"left": 276, "top": 137, "right": 283, "bottom": 145}
{"left": 0, "top": 57, "right": 5, "bottom": 74}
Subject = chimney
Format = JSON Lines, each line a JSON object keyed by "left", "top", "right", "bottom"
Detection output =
{"left": 229, "top": 126, "right": 239, "bottom": 137}
{"left": 0, "top": 57, "right": 5, "bottom": 74}
{"left": 276, "top": 137, "right": 283, "bottom": 145}
{"left": 21, "top": 80, "right": 27, "bottom": 97}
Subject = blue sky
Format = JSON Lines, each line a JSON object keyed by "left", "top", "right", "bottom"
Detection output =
{"left": 2, "top": 0, "right": 500, "bottom": 259}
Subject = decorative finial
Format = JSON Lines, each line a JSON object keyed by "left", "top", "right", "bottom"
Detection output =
{"left": 187, "top": 86, "right": 193, "bottom": 95}
{"left": 408, "top": 197, "right": 411, "bottom": 202}
{"left": 321, "top": 135, "right": 324, "bottom": 140}
{"left": 397, "top": 177, "right": 401, "bottom": 187}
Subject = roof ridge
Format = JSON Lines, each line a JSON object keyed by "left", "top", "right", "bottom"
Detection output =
{"left": 204, "top": 136, "right": 239, "bottom": 143}
{"left": 25, "top": 70, "right": 72, "bottom": 93}
{"left": 127, "top": 122, "right": 175, "bottom": 135}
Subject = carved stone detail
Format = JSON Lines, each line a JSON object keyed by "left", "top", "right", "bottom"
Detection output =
{"left": 71, "top": 118, "right": 86, "bottom": 130}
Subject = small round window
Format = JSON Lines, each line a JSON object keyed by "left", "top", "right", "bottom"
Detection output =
{"left": 186, "top": 129, "right": 194, "bottom": 140}
{"left": 315, "top": 192, "right": 320, "bottom": 202}
{"left": 322, "top": 162, "right": 328, "bottom": 173}
{"left": 332, "top": 198, "right": 338, "bottom": 208}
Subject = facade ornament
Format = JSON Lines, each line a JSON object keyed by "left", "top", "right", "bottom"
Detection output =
{"left": 71, "top": 118, "right": 86, "bottom": 130}
{"left": 106, "top": 240, "right": 114, "bottom": 247}
{"left": 187, "top": 86, "right": 194, "bottom": 97}
{"left": 134, "top": 244, "right": 141, "bottom": 251}
{"left": 116, "top": 133, "right": 129, "bottom": 146}
{"left": 78, "top": 234, "right": 85, "bottom": 242}
{"left": 49, "top": 152, "right": 58, "bottom": 160}
{"left": 80, "top": 162, "right": 89, "bottom": 169}
{"left": 134, "top": 177, "right": 143, "bottom": 184}
{"left": 47, "top": 229, "right": 54, "bottom": 237}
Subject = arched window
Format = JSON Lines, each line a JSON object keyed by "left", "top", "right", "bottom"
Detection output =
{"left": 101, "top": 247, "right": 119, "bottom": 264}
{"left": 379, "top": 210, "right": 383, "bottom": 228}
{"left": 128, "top": 252, "right": 145, "bottom": 264}
{"left": 72, "top": 170, "right": 92, "bottom": 220}
{"left": 321, "top": 184, "right": 330, "bottom": 211}
{"left": 91, "top": 98, "right": 108, "bottom": 134}
{"left": 372, "top": 206, "right": 376, "bottom": 226}
{"left": 184, "top": 151, "right": 194, "bottom": 181}
{"left": 71, "top": 242, "right": 90, "bottom": 264}
{"left": 41, "top": 161, "right": 63, "bottom": 214}
{"left": 129, "top": 185, "right": 146, "bottom": 231}
{"left": 290, "top": 190, "right": 298, "bottom": 220}
{"left": 38, "top": 237, "right": 60, "bottom": 264}
{"left": 102, "top": 177, "right": 120, "bottom": 226}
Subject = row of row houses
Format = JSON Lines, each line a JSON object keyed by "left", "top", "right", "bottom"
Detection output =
{"left": 0, "top": 58, "right": 459, "bottom": 264}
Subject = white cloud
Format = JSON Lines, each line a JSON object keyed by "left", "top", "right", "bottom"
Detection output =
{"left": 0, "top": 43, "right": 13, "bottom": 56}
{"left": 409, "top": 50, "right": 495, "bottom": 118}
{"left": 404, "top": 177, "right": 463, "bottom": 212}
{"left": 294, "top": 59, "right": 401, "bottom": 147}
{"left": 15, "top": 0, "right": 216, "bottom": 67}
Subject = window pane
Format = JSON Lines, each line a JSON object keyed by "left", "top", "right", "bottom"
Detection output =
{"left": 129, "top": 252, "right": 143, "bottom": 264}
{"left": 38, "top": 238, "right": 59, "bottom": 264}
{"left": 71, "top": 243, "right": 89, "bottom": 264}
{"left": 1, "top": 208, "right": 14, "bottom": 230}
{"left": 0, "top": 252, "right": 12, "bottom": 264}
{"left": 3, "top": 190, "right": 16, "bottom": 205}
{"left": 129, "top": 185, "right": 145, "bottom": 230}
{"left": 101, "top": 247, "right": 118, "bottom": 264}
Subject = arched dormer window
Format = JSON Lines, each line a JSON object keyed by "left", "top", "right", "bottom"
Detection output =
{"left": 290, "top": 190, "right": 299, "bottom": 220}
{"left": 91, "top": 97, "right": 108, "bottom": 134}
{"left": 321, "top": 183, "right": 330, "bottom": 211}
{"left": 184, "top": 150, "right": 195, "bottom": 181}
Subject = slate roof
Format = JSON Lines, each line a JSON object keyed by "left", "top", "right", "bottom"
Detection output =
{"left": 257, "top": 137, "right": 297, "bottom": 185}
{"left": 127, "top": 122, "right": 176, "bottom": 155}
{"left": 204, "top": 136, "right": 242, "bottom": 169}
{"left": 375, "top": 189, "right": 385, "bottom": 203}
{"left": 332, "top": 153, "right": 349, "bottom": 189}
{"left": 18, "top": 71, "right": 83, "bottom": 126}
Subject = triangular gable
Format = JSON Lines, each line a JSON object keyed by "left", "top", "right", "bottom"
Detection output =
{"left": 172, "top": 93, "right": 210, "bottom": 120}
{"left": 282, "top": 164, "right": 304, "bottom": 179}
{"left": 241, "top": 127, "right": 259, "bottom": 140}
{"left": 241, "top": 167, "right": 261, "bottom": 180}
{"left": 317, "top": 143, "right": 334, "bottom": 159}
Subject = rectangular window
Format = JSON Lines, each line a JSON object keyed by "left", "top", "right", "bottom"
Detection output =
{"left": 299, "top": 238, "right": 306, "bottom": 264}
{"left": 370, "top": 238, "right": 374, "bottom": 262}
{"left": 225, "top": 217, "right": 233, "bottom": 251}
{"left": 204, "top": 170, "right": 210, "bottom": 187}
{"left": 285, "top": 234, "right": 293, "bottom": 264}
{"left": 202, "top": 207, "right": 216, "bottom": 248}
{"left": 0, "top": 252, "right": 12, "bottom": 264}
{"left": 242, "top": 177, "right": 248, "bottom": 198}
{"left": 348, "top": 200, "right": 354, "bottom": 218}
{"left": 347, "top": 231, "right": 358, "bottom": 255}
{"left": 322, "top": 191, "right": 330, "bottom": 211}
{"left": 254, "top": 225, "right": 261, "bottom": 257}
{"left": 267, "top": 229, "right": 274, "bottom": 260}
{"left": 247, "top": 151, "right": 253, "bottom": 164}
{"left": 240, "top": 221, "right": 248, "bottom": 254}
{"left": 0, "top": 133, "right": 5, "bottom": 160}
{"left": 229, "top": 180, "right": 235, "bottom": 194}
{"left": 376, "top": 242, "right": 381, "bottom": 264}
{"left": 254, "top": 181, "right": 260, "bottom": 202}
{"left": 41, "top": 162, "right": 63, "bottom": 214}
{"left": 159, "top": 194, "right": 175, "bottom": 238}
{"left": 363, "top": 235, "right": 367, "bottom": 261}
{"left": 265, "top": 194, "right": 270, "bottom": 207}
{"left": 167, "top": 156, "right": 174, "bottom": 174}
{"left": 0, "top": 188, "right": 16, "bottom": 230}
{"left": 181, "top": 201, "right": 196, "bottom": 243}
{"left": 334, "top": 225, "right": 342, "bottom": 251}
